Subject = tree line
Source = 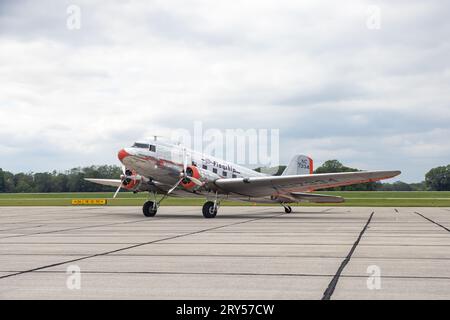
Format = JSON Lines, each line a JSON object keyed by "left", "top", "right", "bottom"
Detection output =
{"left": 0, "top": 166, "right": 122, "bottom": 193}
{"left": 0, "top": 161, "right": 449, "bottom": 193}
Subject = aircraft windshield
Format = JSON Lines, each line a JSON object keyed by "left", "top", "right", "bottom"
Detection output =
{"left": 132, "top": 143, "right": 149, "bottom": 149}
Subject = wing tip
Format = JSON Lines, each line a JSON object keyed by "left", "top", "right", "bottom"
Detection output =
{"left": 388, "top": 170, "right": 402, "bottom": 178}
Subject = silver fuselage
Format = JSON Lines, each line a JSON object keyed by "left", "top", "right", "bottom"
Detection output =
{"left": 120, "top": 140, "right": 266, "bottom": 198}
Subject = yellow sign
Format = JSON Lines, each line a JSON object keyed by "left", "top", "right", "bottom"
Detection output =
{"left": 71, "top": 199, "right": 107, "bottom": 205}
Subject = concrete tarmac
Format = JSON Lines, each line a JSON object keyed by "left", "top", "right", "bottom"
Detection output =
{"left": 0, "top": 206, "right": 449, "bottom": 299}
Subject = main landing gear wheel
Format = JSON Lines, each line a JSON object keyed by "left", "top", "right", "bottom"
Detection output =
{"left": 284, "top": 206, "right": 292, "bottom": 214}
{"left": 202, "top": 201, "right": 218, "bottom": 218}
{"left": 143, "top": 200, "right": 158, "bottom": 217}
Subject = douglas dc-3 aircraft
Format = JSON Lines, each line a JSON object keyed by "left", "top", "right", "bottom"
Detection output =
{"left": 86, "top": 139, "right": 401, "bottom": 218}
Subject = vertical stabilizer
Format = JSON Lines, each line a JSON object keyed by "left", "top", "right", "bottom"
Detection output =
{"left": 282, "top": 155, "right": 313, "bottom": 175}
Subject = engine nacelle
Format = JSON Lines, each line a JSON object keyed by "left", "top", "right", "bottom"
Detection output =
{"left": 121, "top": 169, "right": 148, "bottom": 192}
{"left": 180, "top": 165, "right": 220, "bottom": 191}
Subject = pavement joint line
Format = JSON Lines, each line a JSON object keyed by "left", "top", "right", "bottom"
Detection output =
{"left": 1, "top": 253, "right": 450, "bottom": 260}
{"left": 0, "top": 211, "right": 119, "bottom": 226}
{"left": 120, "top": 242, "right": 450, "bottom": 247}
{"left": 0, "top": 224, "right": 46, "bottom": 233}
{"left": 414, "top": 212, "right": 450, "bottom": 233}
{"left": 2, "top": 242, "right": 449, "bottom": 246}
{"left": 1, "top": 230, "right": 431, "bottom": 233}
{"left": 0, "top": 212, "right": 284, "bottom": 281}
{"left": 321, "top": 211, "right": 375, "bottom": 300}
{"left": 2, "top": 270, "right": 450, "bottom": 281}
{"left": 0, "top": 208, "right": 332, "bottom": 238}
{"left": 0, "top": 217, "right": 155, "bottom": 240}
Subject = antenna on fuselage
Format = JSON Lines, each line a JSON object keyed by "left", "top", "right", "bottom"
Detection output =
{"left": 148, "top": 135, "right": 164, "bottom": 142}
{"left": 147, "top": 134, "right": 181, "bottom": 147}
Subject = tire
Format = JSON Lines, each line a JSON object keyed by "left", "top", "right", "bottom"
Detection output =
{"left": 284, "top": 206, "right": 292, "bottom": 214}
{"left": 202, "top": 201, "right": 218, "bottom": 218}
{"left": 143, "top": 201, "right": 157, "bottom": 217}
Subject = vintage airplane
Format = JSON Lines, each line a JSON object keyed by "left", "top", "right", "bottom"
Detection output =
{"left": 86, "top": 139, "right": 400, "bottom": 218}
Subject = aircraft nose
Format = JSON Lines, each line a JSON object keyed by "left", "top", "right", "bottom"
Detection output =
{"left": 118, "top": 149, "right": 130, "bottom": 162}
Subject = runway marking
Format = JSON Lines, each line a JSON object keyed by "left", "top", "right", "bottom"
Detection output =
{"left": 0, "top": 212, "right": 284, "bottom": 281}
{"left": 414, "top": 212, "right": 450, "bottom": 233}
{"left": 321, "top": 211, "right": 374, "bottom": 300}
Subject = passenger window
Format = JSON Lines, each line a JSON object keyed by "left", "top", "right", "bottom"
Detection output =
{"left": 213, "top": 168, "right": 218, "bottom": 174}
{"left": 202, "top": 165, "right": 208, "bottom": 170}
{"left": 232, "top": 174, "right": 237, "bottom": 178}
{"left": 223, "top": 171, "right": 227, "bottom": 177}
{"left": 149, "top": 145, "right": 156, "bottom": 152}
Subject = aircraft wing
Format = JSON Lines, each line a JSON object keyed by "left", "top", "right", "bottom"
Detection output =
{"left": 84, "top": 178, "right": 122, "bottom": 188}
{"left": 214, "top": 170, "right": 401, "bottom": 198}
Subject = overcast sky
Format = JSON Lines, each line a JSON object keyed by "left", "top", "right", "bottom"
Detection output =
{"left": 1, "top": 0, "right": 449, "bottom": 182}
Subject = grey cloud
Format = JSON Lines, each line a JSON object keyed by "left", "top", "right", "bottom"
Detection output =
{"left": 0, "top": 0, "right": 112, "bottom": 46}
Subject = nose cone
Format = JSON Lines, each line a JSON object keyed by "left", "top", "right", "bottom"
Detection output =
{"left": 118, "top": 149, "right": 130, "bottom": 162}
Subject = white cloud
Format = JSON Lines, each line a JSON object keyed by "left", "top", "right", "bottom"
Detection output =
{"left": 0, "top": 0, "right": 449, "bottom": 182}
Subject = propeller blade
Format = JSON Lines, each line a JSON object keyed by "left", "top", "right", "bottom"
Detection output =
{"left": 113, "top": 184, "right": 122, "bottom": 198}
{"left": 183, "top": 147, "right": 188, "bottom": 173}
{"left": 167, "top": 178, "right": 183, "bottom": 195}
{"left": 166, "top": 147, "right": 203, "bottom": 195}
{"left": 188, "top": 176, "right": 203, "bottom": 186}
{"left": 113, "top": 166, "right": 126, "bottom": 199}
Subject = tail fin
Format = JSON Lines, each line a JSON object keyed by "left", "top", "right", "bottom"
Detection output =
{"left": 282, "top": 155, "right": 313, "bottom": 176}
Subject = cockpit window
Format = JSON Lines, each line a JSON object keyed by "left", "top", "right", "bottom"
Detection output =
{"left": 132, "top": 143, "right": 149, "bottom": 149}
